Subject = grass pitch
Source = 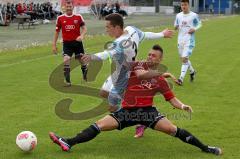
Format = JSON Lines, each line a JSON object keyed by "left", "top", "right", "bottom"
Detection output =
{"left": 0, "top": 15, "right": 240, "bottom": 159}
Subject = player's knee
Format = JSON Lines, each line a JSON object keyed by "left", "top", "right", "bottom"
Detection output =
{"left": 99, "top": 90, "right": 109, "bottom": 99}
{"left": 167, "top": 125, "right": 178, "bottom": 136}
{"left": 63, "top": 56, "right": 71, "bottom": 63}
{"left": 95, "top": 120, "right": 105, "bottom": 131}
{"left": 108, "top": 105, "right": 118, "bottom": 113}
{"left": 181, "top": 57, "right": 188, "bottom": 63}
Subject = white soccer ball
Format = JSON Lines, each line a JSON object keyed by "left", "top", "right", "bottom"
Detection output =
{"left": 16, "top": 131, "right": 37, "bottom": 152}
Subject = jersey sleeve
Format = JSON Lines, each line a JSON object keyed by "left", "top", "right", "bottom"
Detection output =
{"left": 174, "top": 15, "right": 179, "bottom": 28}
{"left": 92, "top": 42, "right": 120, "bottom": 61}
{"left": 193, "top": 14, "right": 202, "bottom": 30}
{"left": 144, "top": 32, "right": 164, "bottom": 40}
{"left": 157, "top": 77, "right": 175, "bottom": 101}
{"left": 92, "top": 49, "right": 117, "bottom": 61}
{"left": 56, "top": 16, "right": 61, "bottom": 32}
{"left": 79, "top": 14, "right": 85, "bottom": 27}
{"left": 126, "top": 26, "right": 145, "bottom": 43}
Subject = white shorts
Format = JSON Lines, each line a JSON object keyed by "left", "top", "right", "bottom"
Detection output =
{"left": 101, "top": 75, "right": 124, "bottom": 107}
{"left": 178, "top": 44, "right": 194, "bottom": 58}
{"left": 101, "top": 75, "right": 113, "bottom": 92}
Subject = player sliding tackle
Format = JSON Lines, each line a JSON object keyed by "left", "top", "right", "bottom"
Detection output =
{"left": 49, "top": 44, "right": 222, "bottom": 156}
{"left": 96, "top": 13, "right": 176, "bottom": 137}
{"left": 81, "top": 13, "right": 173, "bottom": 113}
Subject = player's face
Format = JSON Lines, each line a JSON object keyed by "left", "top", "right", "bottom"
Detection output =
{"left": 65, "top": 3, "right": 73, "bottom": 15}
{"left": 105, "top": 21, "right": 117, "bottom": 38}
{"left": 181, "top": 2, "right": 189, "bottom": 13}
{"left": 147, "top": 49, "right": 162, "bottom": 66}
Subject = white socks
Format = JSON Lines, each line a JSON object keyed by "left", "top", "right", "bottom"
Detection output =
{"left": 179, "top": 60, "right": 195, "bottom": 81}
{"left": 180, "top": 62, "right": 189, "bottom": 81}
{"left": 188, "top": 60, "right": 195, "bottom": 74}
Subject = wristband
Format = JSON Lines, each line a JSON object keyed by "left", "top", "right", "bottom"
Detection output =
{"left": 181, "top": 104, "right": 185, "bottom": 110}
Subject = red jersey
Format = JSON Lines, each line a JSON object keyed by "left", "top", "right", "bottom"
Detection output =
{"left": 23, "top": 5, "right": 27, "bottom": 12}
{"left": 122, "top": 62, "right": 175, "bottom": 108}
{"left": 17, "top": 4, "right": 24, "bottom": 14}
{"left": 56, "top": 14, "right": 85, "bottom": 42}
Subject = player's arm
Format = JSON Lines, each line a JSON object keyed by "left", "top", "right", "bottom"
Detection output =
{"left": 52, "top": 18, "right": 61, "bottom": 54}
{"left": 162, "top": 72, "right": 177, "bottom": 83}
{"left": 76, "top": 16, "right": 87, "bottom": 41}
{"left": 81, "top": 25, "right": 87, "bottom": 39}
{"left": 189, "top": 14, "right": 202, "bottom": 34}
{"left": 134, "top": 68, "right": 161, "bottom": 80}
{"left": 81, "top": 50, "right": 115, "bottom": 64}
{"left": 174, "top": 15, "right": 179, "bottom": 30}
{"left": 169, "top": 97, "right": 193, "bottom": 113}
{"left": 157, "top": 77, "right": 192, "bottom": 113}
{"left": 76, "top": 24, "right": 87, "bottom": 42}
{"left": 144, "top": 28, "right": 174, "bottom": 39}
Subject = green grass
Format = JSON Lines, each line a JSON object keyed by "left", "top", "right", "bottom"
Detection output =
{"left": 1, "top": 15, "right": 240, "bottom": 159}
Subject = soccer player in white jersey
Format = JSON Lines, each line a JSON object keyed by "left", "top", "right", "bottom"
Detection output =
{"left": 81, "top": 13, "right": 174, "bottom": 113}
{"left": 100, "top": 25, "right": 174, "bottom": 99}
{"left": 174, "top": 0, "right": 202, "bottom": 85}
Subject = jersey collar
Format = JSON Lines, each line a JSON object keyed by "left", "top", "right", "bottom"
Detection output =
{"left": 64, "top": 13, "right": 74, "bottom": 17}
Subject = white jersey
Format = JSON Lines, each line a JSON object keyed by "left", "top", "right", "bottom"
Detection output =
{"left": 174, "top": 11, "right": 201, "bottom": 46}
{"left": 124, "top": 26, "right": 145, "bottom": 49}
{"left": 99, "top": 26, "right": 145, "bottom": 94}
{"left": 102, "top": 26, "right": 144, "bottom": 94}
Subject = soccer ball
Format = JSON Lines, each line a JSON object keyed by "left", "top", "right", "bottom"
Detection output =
{"left": 16, "top": 131, "right": 37, "bottom": 152}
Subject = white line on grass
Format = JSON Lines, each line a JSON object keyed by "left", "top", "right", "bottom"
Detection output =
{"left": 0, "top": 47, "right": 90, "bottom": 68}
{"left": 0, "top": 54, "right": 57, "bottom": 68}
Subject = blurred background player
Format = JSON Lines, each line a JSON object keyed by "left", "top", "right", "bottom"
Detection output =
{"left": 52, "top": 0, "right": 87, "bottom": 86}
{"left": 174, "top": 0, "right": 202, "bottom": 85}
{"left": 49, "top": 44, "right": 222, "bottom": 156}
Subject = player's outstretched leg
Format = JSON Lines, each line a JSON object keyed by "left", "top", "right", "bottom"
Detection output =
{"left": 49, "top": 115, "right": 118, "bottom": 152}
{"left": 49, "top": 132, "right": 72, "bottom": 152}
{"left": 154, "top": 117, "right": 222, "bottom": 155}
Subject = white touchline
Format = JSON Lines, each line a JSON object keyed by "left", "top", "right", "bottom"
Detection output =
{"left": 0, "top": 48, "right": 90, "bottom": 69}
{"left": 0, "top": 54, "right": 56, "bottom": 68}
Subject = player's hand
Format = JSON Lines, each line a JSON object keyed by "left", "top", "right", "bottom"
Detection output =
{"left": 81, "top": 54, "right": 92, "bottom": 64}
{"left": 188, "top": 28, "right": 196, "bottom": 34}
{"left": 182, "top": 105, "right": 193, "bottom": 113}
{"left": 173, "top": 77, "right": 178, "bottom": 83}
{"left": 52, "top": 45, "right": 58, "bottom": 54}
{"left": 76, "top": 35, "right": 83, "bottom": 42}
{"left": 162, "top": 28, "right": 174, "bottom": 38}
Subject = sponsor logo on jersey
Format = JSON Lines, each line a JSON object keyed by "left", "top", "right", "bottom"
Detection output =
{"left": 65, "top": 25, "right": 75, "bottom": 30}
{"left": 74, "top": 20, "right": 78, "bottom": 24}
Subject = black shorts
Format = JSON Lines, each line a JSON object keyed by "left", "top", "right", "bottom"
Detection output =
{"left": 63, "top": 41, "right": 85, "bottom": 59}
{"left": 110, "top": 107, "right": 165, "bottom": 130}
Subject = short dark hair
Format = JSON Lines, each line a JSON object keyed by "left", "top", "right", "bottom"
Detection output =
{"left": 181, "top": 0, "right": 189, "bottom": 3}
{"left": 105, "top": 13, "right": 124, "bottom": 29}
{"left": 152, "top": 44, "right": 163, "bottom": 55}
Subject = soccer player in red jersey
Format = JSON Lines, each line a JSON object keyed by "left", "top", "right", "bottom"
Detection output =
{"left": 49, "top": 44, "right": 222, "bottom": 155}
{"left": 52, "top": 0, "right": 87, "bottom": 85}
